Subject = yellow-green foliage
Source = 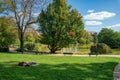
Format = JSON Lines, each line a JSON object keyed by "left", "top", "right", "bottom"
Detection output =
{"left": 0, "top": 17, "right": 17, "bottom": 51}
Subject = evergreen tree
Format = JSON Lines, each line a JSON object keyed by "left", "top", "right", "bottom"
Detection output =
{"left": 38, "top": 0, "right": 84, "bottom": 53}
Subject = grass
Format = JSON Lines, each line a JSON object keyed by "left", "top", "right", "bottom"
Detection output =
{"left": 112, "top": 49, "right": 120, "bottom": 55}
{"left": 0, "top": 53, "right": 120, "bottom": 80}
{"left": 37, "top": 44, "right": 120, "bottom": 55}
{"left": 77, "top": 49, "right": 90, "bottom": 54}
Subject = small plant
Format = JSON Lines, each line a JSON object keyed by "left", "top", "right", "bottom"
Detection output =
{"left": 90, "top": 43, "right": 112, "bottom": 54}
{"left": 0, "top": 47, "right": 9, "bottom": 52}
{"left": 25, "top": 43, "right": 35, "bottom": 50}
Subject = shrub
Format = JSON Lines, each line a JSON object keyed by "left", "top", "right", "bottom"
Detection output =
{"left": 34, "top": 43, "right": 41, "bottom": 51}
{"left": 90, "top": 45, "right": 98, "bottom": 54}
{"left": 25, "top": 43, "right": 35, "bottom": 50}
{"left": 90, "top": 43, "right": 112, "bottom": 54}
{"left": 0, "top": 47, "right": 9, "bottom": 52}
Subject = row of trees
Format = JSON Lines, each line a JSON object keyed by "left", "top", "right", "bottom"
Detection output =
{"left": 0, "top": 0, "right": 84, "bottom": 53}
{"left": 1, "top": 0, "right": 119, "bottom": 53}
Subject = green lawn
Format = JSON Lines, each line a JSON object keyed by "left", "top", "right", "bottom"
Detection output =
{"left": 0, "top": 53, "right": 120, "bottom": 80}
{"left": 112, "top": 49, "right": 120, "bottom": 55}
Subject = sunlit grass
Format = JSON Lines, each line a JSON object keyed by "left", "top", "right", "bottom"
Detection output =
{"left": 0, "top": 53, "right": 120, "bottom": 80}
{"left": 112, "top": 49, "right": 120, "bottom": 55}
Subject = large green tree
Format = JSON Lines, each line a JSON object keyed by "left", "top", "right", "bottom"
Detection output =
{"left": 98, "top": 28, "right": 120, "bottom": 48}
{"left": 38, "top": 0, "right": 84, "bottom": 53}
{"left": 0, "top": 17, "right": 17, "bottom": 51}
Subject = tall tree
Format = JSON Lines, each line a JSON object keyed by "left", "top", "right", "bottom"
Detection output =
{"left": 4, "top": 0, "right": 49, "bottom": 53}
{"left": 38, "top": 0, "right": 84, "bottom": 53}
{"left": 0, "top": 17, "right": 17, "bottom": 52}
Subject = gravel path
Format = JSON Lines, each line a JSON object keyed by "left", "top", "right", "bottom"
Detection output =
{"left": 47, "top": 54, "right": 120, "bottom": 58}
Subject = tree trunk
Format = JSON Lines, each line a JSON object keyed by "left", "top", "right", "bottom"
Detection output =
{"left": 19, "top": 33, "right": 24, "bottom": 53}
{"left": 50, "top": 48, "right": 56, "bottom": 54}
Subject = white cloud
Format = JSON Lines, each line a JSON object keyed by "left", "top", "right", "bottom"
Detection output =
{"left": 106, "top": 23, "right": 120, "bottom": 28}
{"left": 84, "top": 11, "right": 116, "bottom": 20}
{"left": 87, "top": 9, "right": 94, "bottom": 13}
{"left": 85, "top": 21, "right": 102, "bottom": 26}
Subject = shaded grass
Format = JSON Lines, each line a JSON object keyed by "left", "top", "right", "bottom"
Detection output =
{"left": 0, "top": 53, "right": 120, "bottom": 80}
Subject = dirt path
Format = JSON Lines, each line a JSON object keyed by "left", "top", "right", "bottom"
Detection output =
{"left": 46, "top": 54, "right": 120, "bottom": 58}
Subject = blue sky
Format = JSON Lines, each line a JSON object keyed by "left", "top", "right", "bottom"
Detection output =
{"left": 67, "top": 0, "right": 120, "bottom": 32}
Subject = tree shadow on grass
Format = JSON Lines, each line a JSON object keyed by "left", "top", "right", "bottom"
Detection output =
{"left": 0, "top": 61, "right": 117, "bottom": 80}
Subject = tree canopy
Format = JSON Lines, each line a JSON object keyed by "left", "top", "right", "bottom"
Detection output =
{"left": 98, "top": 28, "right": 120, "bottom": 48}
{"left": 0, "top": 17, "right": 17, "bottom": 51}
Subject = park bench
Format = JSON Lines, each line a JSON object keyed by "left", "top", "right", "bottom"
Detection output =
{"left": 63, "top": 52, "right": 73, "bottom": 56}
